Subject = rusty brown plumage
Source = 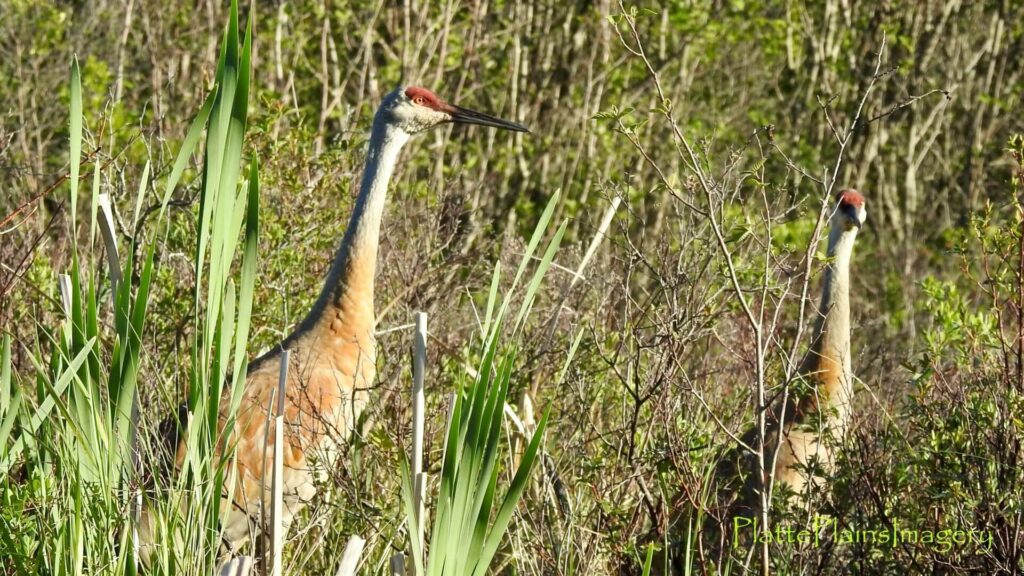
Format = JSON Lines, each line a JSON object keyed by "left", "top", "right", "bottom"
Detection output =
{"left": 139, "top": 86, "right": 526, "bottom": 564}
{"left": 714, "top": 190, "right": 867, "bottom": 536}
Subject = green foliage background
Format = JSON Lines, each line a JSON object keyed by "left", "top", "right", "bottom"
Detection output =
{"left": 1, "top": 0, "right": 1023, "bottom": 574}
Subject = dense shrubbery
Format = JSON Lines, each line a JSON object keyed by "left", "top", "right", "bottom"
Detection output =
{"left": 2, "top": 1, "right": 1023, "bottom": 574}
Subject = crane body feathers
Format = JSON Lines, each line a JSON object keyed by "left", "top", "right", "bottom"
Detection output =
{"left": 141, "top": 86, "right": 525, "bottom": 565}
{"left": 726, "top": 193, "right": 866, "bottom": 521}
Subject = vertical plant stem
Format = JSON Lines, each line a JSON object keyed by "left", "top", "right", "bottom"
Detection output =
{"left": 412, "top": 311, "right": 428, "bottom": 569}
{"left": 270, "top": 349, "right": 289, "bottom": 576}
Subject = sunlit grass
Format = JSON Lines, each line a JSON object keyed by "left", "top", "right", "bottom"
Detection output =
{"left": 0, "top": 1, "right": 259, "bottom": 573}
{"left": 403, "top": 193, "right": 566, "bottom": 576}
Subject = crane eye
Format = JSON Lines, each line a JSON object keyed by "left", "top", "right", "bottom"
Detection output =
{"left": 413, "top": 96, "right": 426, "bottom": 105}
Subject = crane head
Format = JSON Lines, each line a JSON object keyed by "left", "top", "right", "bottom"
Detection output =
{"left": 381, "top": 86, "right": 529, "bottom": 135}
{"left": 835, "top": 189, "right": 867, "bottom": 229}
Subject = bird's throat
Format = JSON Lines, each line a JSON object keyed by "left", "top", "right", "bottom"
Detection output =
{"left": 294, "top": 120, "right": 411, "bottom": 363}
{"left": 804, "top": 225, "right": 858, "bottom": 423}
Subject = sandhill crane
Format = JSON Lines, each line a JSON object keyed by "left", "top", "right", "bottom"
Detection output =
{"left": 722, "top": 189, "right": 866, "bottom": 527}
{"left": 141, "top": 86, "right": 527, "bottom": 562}
{"left": 647, "top": 191, "right": 867, "bottom": 573}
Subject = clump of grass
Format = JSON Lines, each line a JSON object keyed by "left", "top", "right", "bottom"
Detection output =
{"left": 139, "top": 1, "right": 260, "bottom": 572}
{"left": 402, "top": 192, "right": 567, "bottom": 576}
{"left": 0, "top": 2, "right": 258, "bottom": 573}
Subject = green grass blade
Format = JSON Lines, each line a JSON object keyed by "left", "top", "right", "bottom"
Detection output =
{"left": 160, "top": 92, "right": 215, "bottom": 213}
{"left": 481, "top": 262, "right": 500, "bottom": 342}
{"left": 489, "top": 189, "right": 561, "bottom": 342}
{"left": 474, "top": 405, "right": 550, "bottom": 575}
{"left": 401, "top": 458, "right": 426, "bottom": 576}
{"left": 641, "top": 542, "right": 656, "bottom": 576}
{"left": 0, "top": 335, "right": 20, "bottom": 453}
{"left": 89, "top": 153, "right": 101, "bottom": 249}
{"left": 1, "top": 334, "right": 10, "bottom": 409}
{"left": 227, "top": 159, "right": 259, "bottom": 426}
{"left": 0, "top": 338, "right": 96, "bottom": 475}
{"left": 69, "top": 57, "right": 82, "bottom": 226}
{"left": 558, "top": 327, "right": 585, "bottom": 385}
{"left": 514, "top": 219, "right": 568, "bottom": 332}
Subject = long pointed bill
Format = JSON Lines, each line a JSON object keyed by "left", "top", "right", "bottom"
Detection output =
{"left": 448, "top": 104, "right": 529, "bottom": 132}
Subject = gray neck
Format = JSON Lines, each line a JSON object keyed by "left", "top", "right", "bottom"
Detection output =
{"left": 293, "top": 115, "right": 411, "bottom": 339}
{"left": 814, "top": 223, "right": 857, "bottom": 362}
{"left": 803, "top": 219, "right": 858, "bottom": 434}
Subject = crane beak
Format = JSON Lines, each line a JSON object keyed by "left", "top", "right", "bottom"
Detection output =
{"left": 447, "top": 104, "right": 529, "bottom": 133}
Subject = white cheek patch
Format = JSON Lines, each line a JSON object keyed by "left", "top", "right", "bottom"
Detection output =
{"left": 403, "top": 110, "right": 448, "bottom": 134}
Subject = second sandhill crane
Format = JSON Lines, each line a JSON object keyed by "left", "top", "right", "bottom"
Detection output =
{"left": 141, "top": 86, "right": 527, "bottom": 560}
{"left": 732, "top": 189, "right": 867, "bottom": 514}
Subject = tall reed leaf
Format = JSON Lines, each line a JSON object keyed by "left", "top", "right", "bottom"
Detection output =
{"left": 404, "top": 190, "right": 565, "bottom": 576}
{"left": 150, "top": 2, "right": 259, "bottom": 570}
{"left": 0, "top": 2, "right": 258, "bottom": 573}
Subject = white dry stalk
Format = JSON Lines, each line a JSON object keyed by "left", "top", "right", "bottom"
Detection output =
{"left": 502, "top": 402, "right": 529, "bottom": 438}
{"left": 375, "top": 322, "right": 416, "bottom": 336}
{"left": 259, "top": 386, "right": 278, "bottom": 545}
{"left": 570, "top": 194, "right": 621, "bottom": 289}
{"left": 414, "top": 470, "right": 427, "bottom": 570}
{"left": 334, "top": 535, "right": 366, "bottom": 576}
